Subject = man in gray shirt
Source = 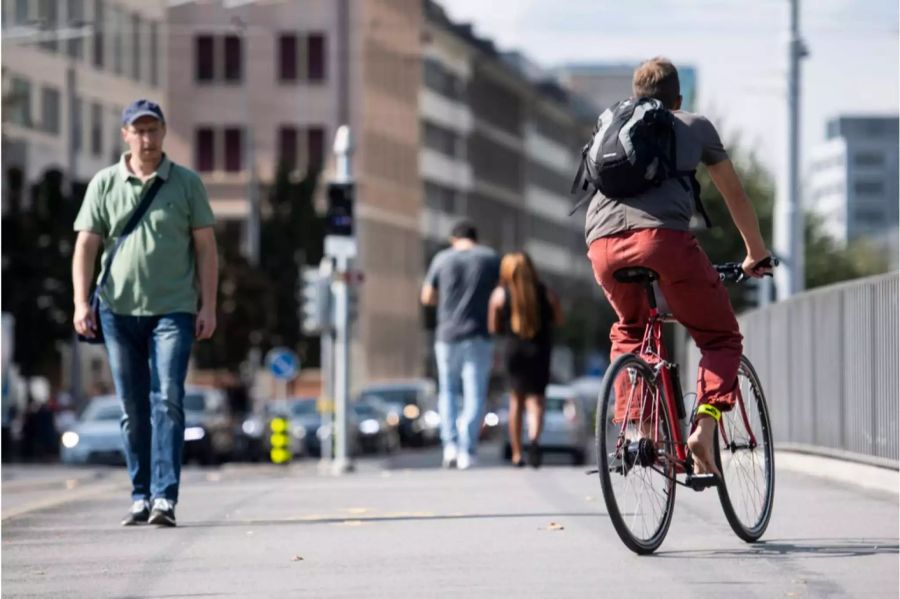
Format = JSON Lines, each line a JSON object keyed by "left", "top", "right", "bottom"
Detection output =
{"left": 421, "top": 221, "right": 500, "bottom": 469}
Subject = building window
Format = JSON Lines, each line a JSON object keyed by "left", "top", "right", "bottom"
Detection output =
{"left": 307, "top": 33, "right": 326, "bottom": 81}
{"left": 195, "top": 35, "right": 215, "bottom": 82}
{"left": 423, "top": 58, "right": 464, "bottom": 100}
{"left": 109, "top": 106, "right": 123, "bottom": 162}
{"left": 224, "top": 35, "right": 242, "bottom": 82}
{"left": 41, "top": 86, "right": 61, "bottom": 134}
{"left": 90, "top": 102, "right": 103, "bottom": 156}
{"left": 224, "top": 128, "right": 243, "bottom": 172}
{"left": 37, "top": 0, "right": 59, "bottom": 53}
{"left": 72, "top": 96, "right": 83, "bottom": 151}
{"left": 308, "top": 127, "right": 325, "bottom": 170}
{"left": 130, "top": 13, "right": 141, "bottom": 81}
{"left": 111, "top": 6, "right": 123, "bottom": 75}
{"left": 195, "top": 128, "right": 215, "bottom": 172}
{"left": 278, "top": 34, "right": 297, "bottom": 81}
{"left": 92, "top": 0, "right": 104, "bottom": 69}
{"left": 149, "top": 22, "right": 159, "bottom": 86}
{"left": 15, "top": 0, "right": 29, "bottom": 25}
{"left": 278, "top": 33, "right": 326, "bottom": 82}
{"left": 6, "top": 77, "right": 32, "bottom": 127}
{"left": 423, "top": 121, "right": 458, "bottom": 157}
{"left": 278, "top": 126, "right": 298, "bottom": 170}
{"left": 855, "top": 152, "right": 884, "bottom": 168}
{"left": 67, "top": 0, "right": 85, "bottom": 59}
{"left": 424, "top": 181, "right": 457, "bottom": 213}
{"left": 855, "top": 180, "right": 884, "bottom": 195}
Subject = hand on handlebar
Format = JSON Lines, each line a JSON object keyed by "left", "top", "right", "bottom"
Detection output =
{"left": 741, "top": 253, "right": 777, "bottom": 279}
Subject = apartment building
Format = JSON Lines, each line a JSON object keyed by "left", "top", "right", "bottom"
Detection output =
{"left": 165, "top": 0, "right": 423, "bottom": 386}
{"left": 806, "top": 116, "right": 899, "bottom": 263}
{"left": 2, "top": 0, "right": 167, "bottom": 197}
{"left": 420, "top": 2, "right": 601, "bottom": 377}
{"left": 2, "top": 0, "right": 168, "bottom": 397}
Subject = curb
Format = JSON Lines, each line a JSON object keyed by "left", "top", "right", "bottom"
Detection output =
{"left": 775, "top": 450, "right": 899, "bottom": 495}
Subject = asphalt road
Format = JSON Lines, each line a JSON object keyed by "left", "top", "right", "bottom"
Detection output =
{"left": 2, "top": 445, "right": 897, "bottom": 598}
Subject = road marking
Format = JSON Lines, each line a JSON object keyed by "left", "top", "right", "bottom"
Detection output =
{"left": 2, "top": 480, "right": 126, "bottom": 521}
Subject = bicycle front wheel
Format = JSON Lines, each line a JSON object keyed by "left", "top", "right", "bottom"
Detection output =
{"left": 715, "top": 355, "right": 775, "bottom": 542}
{"left": 596, "top": 354, "right": 677, "bottom": 555}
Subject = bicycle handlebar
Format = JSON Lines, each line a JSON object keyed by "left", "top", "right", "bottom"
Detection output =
{"left": 714, "top": 256, "right": 779, "bottom": 284}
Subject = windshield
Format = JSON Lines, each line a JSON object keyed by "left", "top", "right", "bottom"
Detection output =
{"left": 183, "top": 393, "right": 206, "bottom": 413}
{"left": 354, "top": 404, "right": 377, "bottom": 418}
{"left": 83, "top": 401, "right": 122, "bottom": 421}
{"left": 291, "top": 401, "right": 318, "bottom": 417}
{"left": 360, "top": 389, "right": 418, "bottom": 408}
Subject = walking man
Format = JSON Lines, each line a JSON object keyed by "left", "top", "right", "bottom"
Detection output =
{"left": 72, "top": 99, "right": 218, "bottom": 526}
{"left": 421, "top": 221, "right": 499, "bottom": 469}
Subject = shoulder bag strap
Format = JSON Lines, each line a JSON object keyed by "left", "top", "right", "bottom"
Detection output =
{"left": 94, "top": 176, "right": 166, "bottom": 295}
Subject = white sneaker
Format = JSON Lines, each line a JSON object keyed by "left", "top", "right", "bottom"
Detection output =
{"left": 442, "top": 444, "right": 458, "bottom": 469}
{"left": 456, "top": 451, "right": 475, "bottom": 470}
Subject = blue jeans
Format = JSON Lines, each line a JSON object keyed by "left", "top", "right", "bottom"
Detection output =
{"left": 100, "top": 305, "right": 194, "bottom": 503}
{"left": 434, "top": 337, "right": 493, "bottom": 455}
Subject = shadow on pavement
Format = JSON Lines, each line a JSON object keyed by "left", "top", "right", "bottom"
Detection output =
{"left": 655, "top": 538, "right": 899, "bottom": 559}
{"left": 183, "top": 510, "right": 604, "bottom": 529}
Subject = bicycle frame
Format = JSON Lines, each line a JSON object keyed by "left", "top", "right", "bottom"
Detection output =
{"left": 625, "top": 281, "right": 759, "bottom": 468}
{"left": 634, "top": 282, "right": 689, "bottom": 465}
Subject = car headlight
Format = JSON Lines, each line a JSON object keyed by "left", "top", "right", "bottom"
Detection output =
{"left": 483, "top": 412, "right": 499, "bottom": 427}
{"left": 61, "top": 431, "right": 79, "bottom": 448}
{"left": 359, "top": 419, "right": 380, "bottom": 435}
{"left": 385, "top": 412, "right": 400, "bottom": 427}
{"left": 291, "top": 425, "right": 307, "bottom": 439}
{"left": 184, "top": 426, "right": 206, "bottom": 441}
{"left": 424, "top": 410, "right": 441, "bottom": 428}
{"left": 402, "top": 404, "right": 420, "bottom": 419}
{"left": 242, "top": 419, "right": 261, "bottom": 437}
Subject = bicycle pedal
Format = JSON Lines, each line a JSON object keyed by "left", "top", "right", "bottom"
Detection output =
{"left": 685, "top": 474, "right": 720, "bottom": 492}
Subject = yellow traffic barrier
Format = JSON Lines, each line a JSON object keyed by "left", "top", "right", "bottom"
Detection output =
{"left": 269, "top": 417, "right": 292, "bottom": 464}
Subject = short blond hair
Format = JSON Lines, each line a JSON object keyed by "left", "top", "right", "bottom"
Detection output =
{"left": 632, "top": 57, "right": 680, "bottom": 109}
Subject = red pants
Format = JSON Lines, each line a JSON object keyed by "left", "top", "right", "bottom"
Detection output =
{"left": 588, "top": 229, "right": 742, "bottom": 421}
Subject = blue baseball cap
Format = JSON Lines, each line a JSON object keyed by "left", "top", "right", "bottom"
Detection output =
{"left": 122, "top": 99, "right": 165, "bottom": 125}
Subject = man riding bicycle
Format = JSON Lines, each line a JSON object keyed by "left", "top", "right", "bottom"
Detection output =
{"left": 585, "top": 57, "right": 772, "bottom": 478}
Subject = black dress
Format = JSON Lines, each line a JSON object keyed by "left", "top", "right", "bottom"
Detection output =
{"left": 500, "top": 283, "right": 554, "bottom": 396}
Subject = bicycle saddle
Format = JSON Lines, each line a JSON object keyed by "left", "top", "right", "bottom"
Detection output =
{"left": 613, "top": 267, "right": 659, "bottom": 284}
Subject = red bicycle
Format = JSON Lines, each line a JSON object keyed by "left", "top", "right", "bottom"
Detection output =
{"left": 595, "top": 259, "right": 776, "bottom": 554}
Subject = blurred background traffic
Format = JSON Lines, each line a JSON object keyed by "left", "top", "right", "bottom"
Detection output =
{"left": 1, "top": 0, "right": 897, "bottom": 466}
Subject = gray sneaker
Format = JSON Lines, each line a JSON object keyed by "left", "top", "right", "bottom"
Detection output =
{"left": 148, "top": 498, "right": 176, "bottom": 527}
{"left": 121, "top": 499, "right": 151, "bottom": 526}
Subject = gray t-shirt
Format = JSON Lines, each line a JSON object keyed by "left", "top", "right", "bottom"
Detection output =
{"left": 425, "top": 245, "right": 500, "bottom": 342}
{"left": 584, "top": 111, "right": 729, "bottom": 246}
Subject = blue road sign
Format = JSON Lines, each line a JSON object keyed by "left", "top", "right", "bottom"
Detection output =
{"left": 265, "top": 347, "right": 300, "bottom": 381}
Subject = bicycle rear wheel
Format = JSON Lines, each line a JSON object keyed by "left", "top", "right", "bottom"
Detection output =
{"left": 596, "top": 354, "right": 677, "bottom": 555}
{"left": 715, "top": 355, "right": 775, "bottom": 542}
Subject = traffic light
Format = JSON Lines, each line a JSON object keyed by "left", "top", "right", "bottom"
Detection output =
{"left": 325, "top": 182, "right": 354, "bottom": 237}
{"left": 300, "top": 267, "right": 331, "bottom": 335}
{"left": 269, "top": 417, "right": 292, "bottom": 464}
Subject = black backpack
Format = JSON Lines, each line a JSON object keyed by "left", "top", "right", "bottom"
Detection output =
{"left": 569, "top": 97, "right": 712, "bottom": 227}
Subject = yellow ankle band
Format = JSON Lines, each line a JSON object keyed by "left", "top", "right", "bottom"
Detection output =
{"left": 696, "top": 404, "right": 721, "bottom": 422}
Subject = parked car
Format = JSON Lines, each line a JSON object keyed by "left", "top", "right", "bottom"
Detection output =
{"left": 60, "top": 387, "right": 229, "bottom": 465}
{"left": 183, "top": 386, "right": 235, "bottom": 464}
{"left": 501, "top": 384, "right": 591, "bottom": 465}
{"left": 354, "top": 398, "right": 401, "bottom": 454}
{"left": 357, "top": 379, "right": 440, "bottom": 447}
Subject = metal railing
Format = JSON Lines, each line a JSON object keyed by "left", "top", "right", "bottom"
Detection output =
{"left": 685, "top": 271, "right": 899, "bottom": 468}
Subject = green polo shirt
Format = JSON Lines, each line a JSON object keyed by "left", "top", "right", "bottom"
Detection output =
{"left": 74, "top": 153, "right": 215, "bottom": 316}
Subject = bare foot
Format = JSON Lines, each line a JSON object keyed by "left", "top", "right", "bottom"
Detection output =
{"left": 687, "top": 415, "right": 721, "bottom": 478}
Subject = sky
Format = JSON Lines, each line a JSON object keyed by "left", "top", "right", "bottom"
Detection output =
{"left": 441, "top": 0, "right": 899, "bottom": 180}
